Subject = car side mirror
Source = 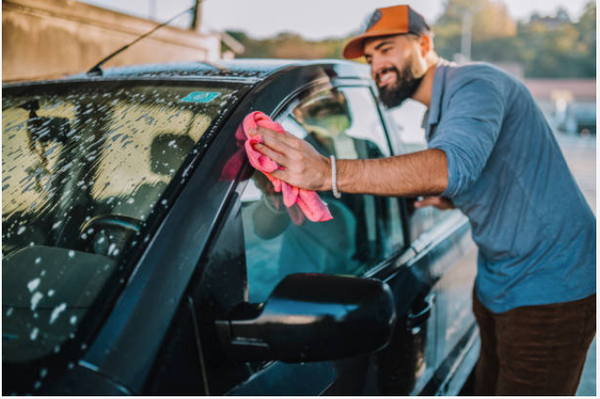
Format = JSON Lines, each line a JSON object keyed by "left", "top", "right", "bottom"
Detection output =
{"left": 215, "top": 273, "right": 396, "bottom": 363}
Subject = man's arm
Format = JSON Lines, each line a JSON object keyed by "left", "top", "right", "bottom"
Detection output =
{"left": 253, "top": 127, "right": 448, "bottom": 197}
{"left": 336, "top": 149, "right": 448, "bottom": 196}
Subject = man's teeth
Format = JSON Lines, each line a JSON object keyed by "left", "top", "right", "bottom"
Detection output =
{"left": 380, "top": 73, "right": 394, "bottom": 84}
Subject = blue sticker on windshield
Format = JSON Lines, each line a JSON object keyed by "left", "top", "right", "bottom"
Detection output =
{"left": 180, "top": 92, "right": 220, "bottom": 103}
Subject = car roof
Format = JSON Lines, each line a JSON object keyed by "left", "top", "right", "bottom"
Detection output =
{"left": 28, "top": 59, "right": 365, "bottom": 86}
{"left": 96, "top": 59, "right": 369, "bottom": 80}
{"left": 3, "top": 59, "right": 370, "bottom": 90}
{"left": 3, "top": 59, "right": 372, "bottom": 93}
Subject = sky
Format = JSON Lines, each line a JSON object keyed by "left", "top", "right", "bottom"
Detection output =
{"left": 81, "top": 0, "right": 592, "bottom": 40}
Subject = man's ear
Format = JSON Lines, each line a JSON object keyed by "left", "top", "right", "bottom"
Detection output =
{"left": 419, "top": 34, "right": 433, "bottom": 57}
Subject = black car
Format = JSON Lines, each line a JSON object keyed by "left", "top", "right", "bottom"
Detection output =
{"left": 2, "top": 59, "right": 479, "bottom": 395}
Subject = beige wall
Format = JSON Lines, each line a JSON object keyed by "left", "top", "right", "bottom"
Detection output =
{"left": 3, "top": 0, "right": 221, "bottom": 82}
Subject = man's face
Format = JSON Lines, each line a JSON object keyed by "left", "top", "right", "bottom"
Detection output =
{"left": 363, "top": 34, "right": 426, "bottom": 109}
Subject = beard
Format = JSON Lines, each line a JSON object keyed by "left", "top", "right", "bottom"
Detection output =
{"left": 376, "top": 63, "right": 424, "bottom": 109}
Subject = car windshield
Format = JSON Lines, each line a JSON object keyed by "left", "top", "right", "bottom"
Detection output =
{"left": 2, "top": 80, "right": 245, "bottom": 365}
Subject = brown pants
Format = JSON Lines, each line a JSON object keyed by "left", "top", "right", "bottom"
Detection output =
{"left": 473, "top": 288, "right": 596, "bottom": 395}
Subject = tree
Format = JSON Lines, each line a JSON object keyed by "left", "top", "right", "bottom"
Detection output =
{"left": 577, "top": 0, "right": 596, "bottom": 48}
{"left": 433, "top": 0, "right": 517, "bottom": 60}
{"left": 555, "top": 7, "right": 571, "bottom": 22}
{"left": 433, "top": 0, "right": 594, "bottom": 77}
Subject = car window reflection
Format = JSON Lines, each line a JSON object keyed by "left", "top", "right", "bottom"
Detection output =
{"left": 241, "top": 87, "right": 400, "bottom": 304}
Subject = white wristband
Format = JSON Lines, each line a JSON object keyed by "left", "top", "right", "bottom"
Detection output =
{"left": 330, "top": 155, "right": 341, "bottom": 199}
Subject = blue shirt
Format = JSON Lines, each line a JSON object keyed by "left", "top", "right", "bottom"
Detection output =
{"left": 425, "top": 59, "right": 596, "bottom": 313}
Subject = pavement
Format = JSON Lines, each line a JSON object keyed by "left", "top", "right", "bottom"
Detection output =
{"left": 555, "top": 131, "right": 596, "bottom": 396}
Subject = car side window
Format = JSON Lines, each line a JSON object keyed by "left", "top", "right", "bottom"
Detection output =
{"left": 385, "top": 100, "right": 454, "bottom": 241}
{"left": 240, "top": 86, "right": 405, "bottom": 303}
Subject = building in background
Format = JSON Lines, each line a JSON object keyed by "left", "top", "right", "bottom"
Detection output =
{"left": 2, "top": 0, "right": 241, "bottom": 82}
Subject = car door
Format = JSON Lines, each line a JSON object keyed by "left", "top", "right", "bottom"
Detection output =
{"left": 383, "top": 100, "right": 479, "bottom": 395}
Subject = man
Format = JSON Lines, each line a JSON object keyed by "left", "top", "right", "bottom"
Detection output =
{"left": 252, "top": 4, "right": 596, "bottom": 396}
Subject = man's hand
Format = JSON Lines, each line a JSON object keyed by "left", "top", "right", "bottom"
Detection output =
{"left": 414, "top": 196, "right": 455, "bottom": 210}
{"left": 252, "top": 126, "right": 332, "bottom": 191}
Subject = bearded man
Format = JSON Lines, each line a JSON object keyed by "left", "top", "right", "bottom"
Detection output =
{"left": 253, "top": 4, "right": 596, "bottom": 395}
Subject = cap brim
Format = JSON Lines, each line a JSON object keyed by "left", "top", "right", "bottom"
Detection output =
{"left": 342, "top": 29, "right": 411, "bottom": 59}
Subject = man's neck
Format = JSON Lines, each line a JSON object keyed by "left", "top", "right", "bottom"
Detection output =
{"left": 411, "top": 55, "right": 439, "bottom": 108}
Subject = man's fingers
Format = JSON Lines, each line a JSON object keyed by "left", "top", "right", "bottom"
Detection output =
{"left": 414, "top": 196, "right": 455, "bottom": 210}
{"left": 257, "top": 126, "right": 299, "bottom": 149}
{"left": 254, "top": 127, "right": 300, "bottom": 169}
{"left": 414, "top": 196, "right": 439, "bottom": 208}
{"left": 254, "top": 142, "right": 287, "bottom": 166}
{"left": 249, "top": 125, "right": 326, "bottom": 191}
{"left": 267, "top": 168, "right": 287, "bottom": 180}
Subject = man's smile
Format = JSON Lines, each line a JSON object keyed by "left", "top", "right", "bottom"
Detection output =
{"left": 376, "top": 67, "right": 398, "bottom": 87}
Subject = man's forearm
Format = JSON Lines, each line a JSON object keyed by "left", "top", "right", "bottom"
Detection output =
{"left": 336, "top": 148, "right": 449, "bottom": 197}
{"left": 252, "top": 126, "right": 448, "bottom": 196}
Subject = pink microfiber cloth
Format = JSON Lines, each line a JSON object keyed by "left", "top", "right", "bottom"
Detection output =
{"left": 239, "top": 111, "right": 333, "bottom": 223}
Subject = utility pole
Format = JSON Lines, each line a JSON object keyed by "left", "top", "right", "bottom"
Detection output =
{"left": 460, "top": 13, "right": 473, "bottom": 62}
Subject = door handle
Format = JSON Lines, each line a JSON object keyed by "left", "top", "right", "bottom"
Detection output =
{"left": 407, "top": 293, "right": 435, "bottom": 329}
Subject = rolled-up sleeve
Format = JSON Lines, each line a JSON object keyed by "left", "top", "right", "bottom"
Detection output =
{"left": 429, "top": 78, "right": 504, "bottom": 198}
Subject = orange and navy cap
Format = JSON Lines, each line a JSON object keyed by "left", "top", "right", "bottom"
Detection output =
{"left": 342, "top": 5, "right": 431, "bottom": 59}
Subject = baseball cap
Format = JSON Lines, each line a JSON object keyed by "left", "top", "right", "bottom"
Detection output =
{"left": 342, "top": 5, "right": 431, "bottom": 59}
